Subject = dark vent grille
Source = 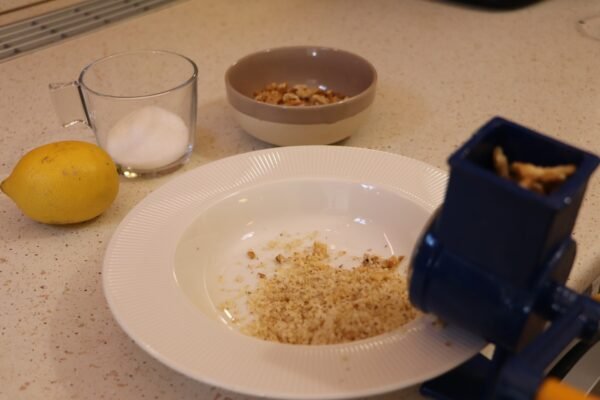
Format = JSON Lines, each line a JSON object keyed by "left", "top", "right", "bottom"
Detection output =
{"left": 0, "top": 0, "right": 178, "bottom": 62}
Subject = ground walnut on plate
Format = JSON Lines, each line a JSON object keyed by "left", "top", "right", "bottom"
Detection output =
{"left": 253, "top": 82, "right": 349, "bottom": 106}
{"left": 237, "top": 240, "right": 417, "bottom": 345}
{"left": 493, "top": 146, "right": 576, "bottom": 195}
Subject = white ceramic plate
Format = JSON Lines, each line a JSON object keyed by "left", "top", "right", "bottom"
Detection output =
{"left": 103, "top": 146, "right": 484, "bottom": 399}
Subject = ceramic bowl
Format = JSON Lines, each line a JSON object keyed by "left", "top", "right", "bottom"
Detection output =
{"left": 225, "top": 46, "right": 377, "bottom": 146}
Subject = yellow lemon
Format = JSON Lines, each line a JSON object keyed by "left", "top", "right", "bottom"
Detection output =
{"left": 1, "top": 141, "right": 119, "bottom": 224}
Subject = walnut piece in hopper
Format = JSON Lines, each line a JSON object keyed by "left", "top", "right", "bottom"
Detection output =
{"left": 241, "top": 241, "right": 417, "bottom": 345}
{"left": 253, "top": 82, "right": 349, "bottom": 106}
{"left": 493, "top": 146, "right": 576, "bottom": 195}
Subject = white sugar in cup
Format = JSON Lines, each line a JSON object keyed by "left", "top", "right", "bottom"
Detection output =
{"left": 105, "top": 106, "right": 190, "bottom": 170}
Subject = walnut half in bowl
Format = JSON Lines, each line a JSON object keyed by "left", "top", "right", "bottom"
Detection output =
{"left": 253, "top": 82, "right": 349, "bottom": 106}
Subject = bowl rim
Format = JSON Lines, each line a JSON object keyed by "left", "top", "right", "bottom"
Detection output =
{"left": 225, "top": 45, "right": 377, "bottom": 123}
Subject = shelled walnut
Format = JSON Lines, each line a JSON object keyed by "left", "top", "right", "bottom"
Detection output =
{"left": 493, "top": 147, "right": 576, "bottom": 195}
{"left": 253, "top": 82, "right": 348, "bottom": 106}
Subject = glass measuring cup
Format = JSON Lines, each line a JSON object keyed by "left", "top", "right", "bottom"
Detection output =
{"left": 50, "top": 50, "right": 198, "bottom": 178}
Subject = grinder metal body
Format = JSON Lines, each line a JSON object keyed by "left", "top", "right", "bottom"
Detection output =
{"left": 409, "top": 117, "right": 600, "bottom": 400}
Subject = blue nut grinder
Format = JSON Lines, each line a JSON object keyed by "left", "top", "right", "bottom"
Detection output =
{"left": 409, "top": 117, "right": 600, "bottom": 400}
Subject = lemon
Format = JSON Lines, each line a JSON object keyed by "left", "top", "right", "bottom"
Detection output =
{"left": 1, "top": 141, "right": 119, "bottom": 224}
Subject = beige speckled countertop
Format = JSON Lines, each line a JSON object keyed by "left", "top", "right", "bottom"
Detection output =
{"left": 1, "top": 1, "right": 599, "bottom": 399}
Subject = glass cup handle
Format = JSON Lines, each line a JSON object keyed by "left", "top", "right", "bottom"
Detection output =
{"left": 48, "top": 81, "right": 90, "bottom": 128}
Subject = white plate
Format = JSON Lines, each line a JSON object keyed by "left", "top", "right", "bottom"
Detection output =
{"left": 103, "top": 146, "right": 484, "bottom": 399}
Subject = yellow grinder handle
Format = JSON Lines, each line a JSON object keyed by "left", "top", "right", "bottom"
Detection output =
{"left": 536, "top": 378, "right": 600, "bottom": 400}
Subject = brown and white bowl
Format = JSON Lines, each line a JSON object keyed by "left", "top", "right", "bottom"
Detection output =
{"left": 225, "top": 46, "right": 377, "bottom": 146}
